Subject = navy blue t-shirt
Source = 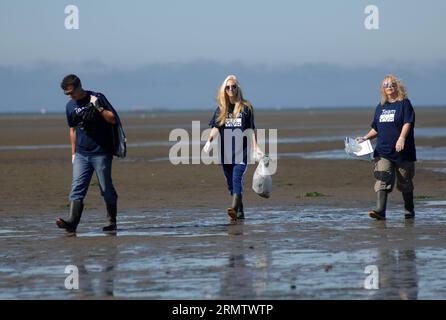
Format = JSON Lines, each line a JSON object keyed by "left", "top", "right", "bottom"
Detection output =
{"left": 371, "top": 99, "right": 416, "bottom": 162}
{"left": 66, "top": 91, "right": 114, "bottom": 155}
{"left": 209, "top": 104, "right": 255, "bottom": 164}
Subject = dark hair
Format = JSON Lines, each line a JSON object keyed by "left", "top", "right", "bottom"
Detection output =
{"left": 60, "top": 74, "right": 82, "bottom": 90}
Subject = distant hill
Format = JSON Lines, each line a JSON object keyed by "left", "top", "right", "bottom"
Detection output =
{"left": 1, "top": 61, "right": 445, "bottom": 112}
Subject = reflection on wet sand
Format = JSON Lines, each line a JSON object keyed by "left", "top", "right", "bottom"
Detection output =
{"left": 61, "top": 233, "right": 118, "bottom": 298}
{"left": 220, "top": 221, "right": 273, "bottom": 299}
{"left": 364, "top": 221, "right": 419, "bottom": 299}
{"left": 0, "top": 204, "right": 445, "bottom": 299}
{"left": 376, "top": 248, "right": 418, "bottom": 300}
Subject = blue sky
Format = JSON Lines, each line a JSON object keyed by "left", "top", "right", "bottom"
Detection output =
{"left": 1, "top": 0, "right": 445, "bottom": 68}
{"left": 1, "top": 1, "right": 446, "bottom": 111}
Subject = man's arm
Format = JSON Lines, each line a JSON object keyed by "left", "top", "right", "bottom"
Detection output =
{"left": 99, "top": 109, "right": 116, "bottom": 125}
{"left": 90, "top": 95, "right": 116, "bottom": 125}
{"left": 70, "top": 127, "right": 76, "bottom": 154}
{"left": 70, "top": 127, "right": 76, "bottom": 163}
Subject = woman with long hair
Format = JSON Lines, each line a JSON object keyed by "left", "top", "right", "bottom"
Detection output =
{"left": 357, "top": 74, "right": 417, "bottom": 220}
{"left": 204, "top": 75, "right": 264, "bottom": 221}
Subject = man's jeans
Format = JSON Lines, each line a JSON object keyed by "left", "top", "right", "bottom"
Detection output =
{"left": 69, "top": 153, "right": 118, "bottom": 205}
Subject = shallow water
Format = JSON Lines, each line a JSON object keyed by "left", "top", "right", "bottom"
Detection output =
{"left": 279, "top": 146, "right": 446, "bottom": 162}
{"left": 124, "top": 147, "right": 446, "bottom": 164}
{"left": 2, "top": 126, "right": 446, "bottom": 152}
{"left": 1, "top": 202, "right": 446, "bottom": 299}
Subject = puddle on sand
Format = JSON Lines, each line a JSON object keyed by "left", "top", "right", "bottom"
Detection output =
{"left": 2, "top": 126, "right": 446, "bottom": 153}
{"left": 126, "top": 146, "right": 446, "bottom": 164}
{"left": 421, "top": 200, "right": 446, "bottom": 206}
{"left": 279, "top": 146, "right": 446, "bottom": 162}
{"left": 1, "top": 204, "right": 446, "bottom": 299}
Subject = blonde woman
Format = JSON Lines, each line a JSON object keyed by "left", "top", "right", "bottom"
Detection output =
{"left": 204, "top": 75, "right": 264, "bottom": 220}
{"left": 357, "top": 75, "right": 417, "bottom": 220}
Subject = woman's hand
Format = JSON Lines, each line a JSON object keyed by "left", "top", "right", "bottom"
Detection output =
{"left": 253, "top": 147, "right": 264, "bottom": 162}
{"left": 203, "top": 140, "right": 211, "bottom": 154}
{"left": 256, "top": 147, "right": 264, "bottom": 158}
{"left": 357, "top": 129, "right": 377, "bottom": 143}
{"left": 396, "top": 137, "right": 405, "bottom": 152}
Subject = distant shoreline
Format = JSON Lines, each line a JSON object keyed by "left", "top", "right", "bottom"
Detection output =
{"left": 0, "top": 104, "right": 445, "bottom": 116}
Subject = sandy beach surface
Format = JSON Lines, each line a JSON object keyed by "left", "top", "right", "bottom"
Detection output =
{"left": 1, "top": 107, "right": 445, "bottom": 299}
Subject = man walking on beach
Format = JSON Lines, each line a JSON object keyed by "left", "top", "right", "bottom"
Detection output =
{"left": 56, "top": 74, "right": 120, "bottom": 232}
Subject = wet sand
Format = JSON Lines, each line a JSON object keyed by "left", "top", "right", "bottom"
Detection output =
{"left": 1, "top": 108, "right": 446, "bottom": 299}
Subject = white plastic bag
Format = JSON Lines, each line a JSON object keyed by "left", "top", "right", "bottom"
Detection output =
{"left": 344, "top": 137, "right": 374, "bottom": 161}
{"left": 252, "top": 156, "right": 273, "bottom": 198}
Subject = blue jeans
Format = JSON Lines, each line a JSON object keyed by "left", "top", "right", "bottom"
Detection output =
{"left": 222, "top": 164, "right": 248, "bottom": 195}
{"left": 69, "top": 153, "right": 118, "bottom": 205}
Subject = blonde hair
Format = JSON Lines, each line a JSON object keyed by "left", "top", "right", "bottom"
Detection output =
{"left": 380, "top": 74, "right": 408, "bottom": 105}
{"left": 216, "top": 75, "right": 253, "bottom": 126}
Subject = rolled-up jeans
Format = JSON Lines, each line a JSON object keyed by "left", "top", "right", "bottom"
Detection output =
{"left": 69, "top": 153, "right": 118, "bottom": 205}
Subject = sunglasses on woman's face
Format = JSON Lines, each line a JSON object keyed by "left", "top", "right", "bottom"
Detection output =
{"left": 225, "top": 85, "right": 238, "bottom": 91}
{"left": 383, "top": 82, "right": 396, "bottom": 89}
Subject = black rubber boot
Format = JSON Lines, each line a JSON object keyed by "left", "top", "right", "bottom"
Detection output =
{"left": 403, "top": 192, "right": 415, "bottom": 219}
{"left": 103, "top": 203, "right": 117, "bottom": 232}
{"left": 236, "top": 195, "right": 245, "bottom": 219}
{"left": 227, "top": 194, "right": 242, "bottom": 221}
{"left": 368, "top": 190, "right": 387, "bottom": 220}
{"left": 56, "top": 200, "right": 84, "bottom": 232}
